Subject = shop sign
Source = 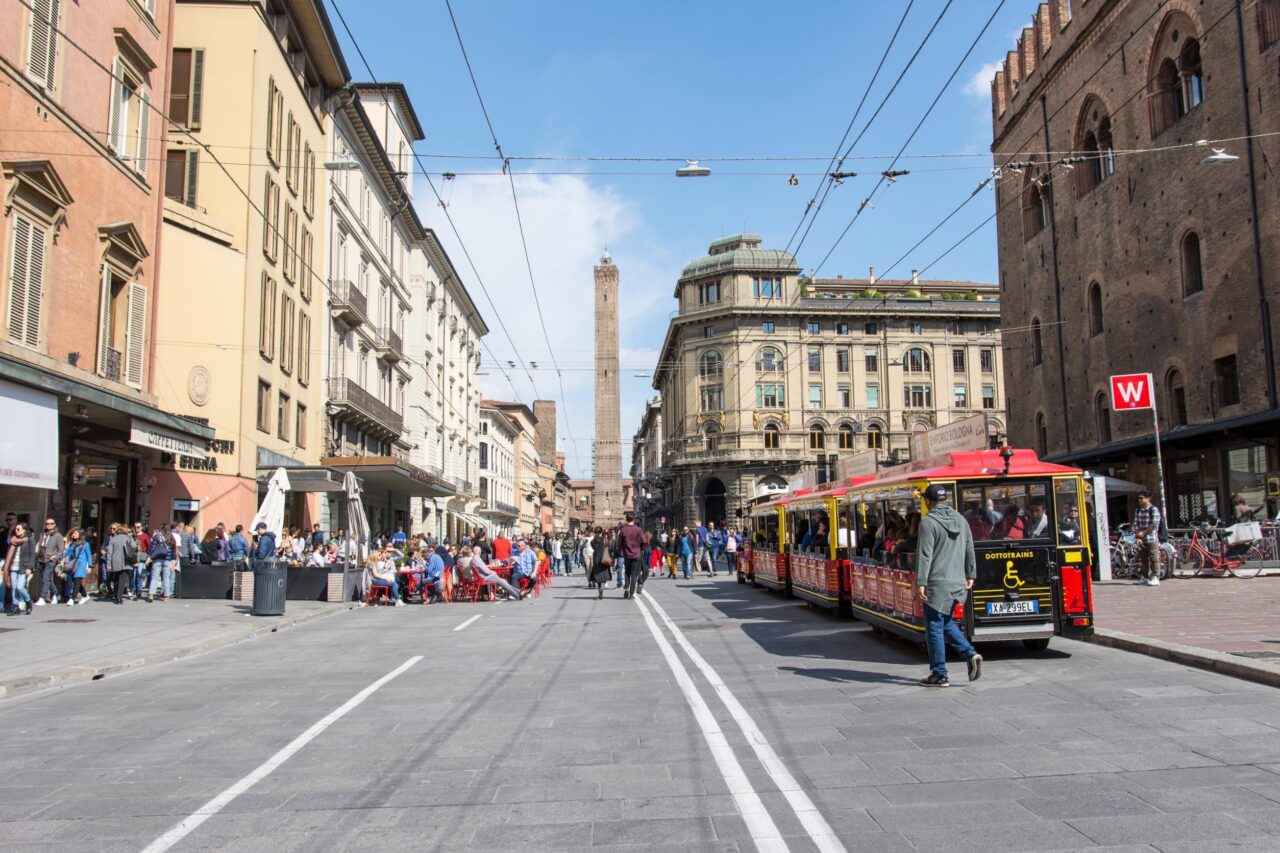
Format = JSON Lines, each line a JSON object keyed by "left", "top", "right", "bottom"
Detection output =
{"left": 0, "top": 378, "right": 57, "bottom": 489}
{"left": 836, "top": 450, "right": 878, "bottom": 481}
{"left": 1110, "top": 373, "right": 1153, "bottom": 411}
{"left": 130, "top": 420, "right": 208, "bottom": 459}
{"left": 172, "top": 499, "right": 200, "bottom": 512}
{"left": 909, "top": 413, "right": 988, "bottom": 460}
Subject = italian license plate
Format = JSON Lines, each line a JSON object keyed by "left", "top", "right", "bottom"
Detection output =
{"left": 987, "top": 599, "right": 1039, "bottom": 616}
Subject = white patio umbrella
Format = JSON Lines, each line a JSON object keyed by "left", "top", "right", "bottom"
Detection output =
{"left": 251, "top": 467, "right": 291, "bottom": 541}
{"left": 343, "top": 471, "right": 371, "bottom": 565}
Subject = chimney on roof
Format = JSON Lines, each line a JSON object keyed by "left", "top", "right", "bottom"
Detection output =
{"left": 869, "top": 267, "right": 876, "bottom": 285}
{"left": 911, "top": 269, "right": 919, "bottom": 286}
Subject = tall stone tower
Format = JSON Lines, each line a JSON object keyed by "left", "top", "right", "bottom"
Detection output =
{"left": 593, "top": 252, "right": 623, "bottom": 523}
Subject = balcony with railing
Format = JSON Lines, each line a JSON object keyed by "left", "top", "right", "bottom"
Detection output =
{"left": 375, "top": 325, "right": 404, "bottom": 363}
{"left": 328, "top": 279, "right": 368, "bottom": 327}
{"left": 326, "top": 377, "right": 402, "bottom": 436}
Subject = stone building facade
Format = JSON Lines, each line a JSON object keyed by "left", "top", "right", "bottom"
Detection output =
{"left": 647, "top": 233, "right": 1005, "bottom": 529}
{"left": 990, "top": 0, "right": 1280, "bottom": 522}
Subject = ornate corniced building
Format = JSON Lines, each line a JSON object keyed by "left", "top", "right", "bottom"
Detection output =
{"left": 647, "top": 233, "right": 1006, "bottom": 528}
{"left": 990, "top": 0, "right": 1280, "bottom": 522}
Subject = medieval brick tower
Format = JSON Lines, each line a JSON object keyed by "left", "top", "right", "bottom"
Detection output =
{"left": 593, "top": 252, "right": 622, "bottom": 522}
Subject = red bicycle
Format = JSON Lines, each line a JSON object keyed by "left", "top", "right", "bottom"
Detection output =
{"left": 1176, "top": 524, "right": 1262, "bottom": 579}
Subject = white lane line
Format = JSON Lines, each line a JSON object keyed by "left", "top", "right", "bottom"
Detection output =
{"left": 141, "top": 655, "right": 423, "bottom": 853}
{"left": 635, "top": 596, "right": 789, "bottom": 853}
{"left": 645, "top": 593, "right": 847, "bottom": 853}
{"left": 453, "top": 614, "right": 482, "bottom": 632}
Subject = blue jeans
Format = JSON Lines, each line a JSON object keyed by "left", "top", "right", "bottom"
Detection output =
{"left": 614, "top": 563, "right": 624, "bottom": 587}
{"left": 680, "top": 554, "right": 692, "bottom": 578}
{"left": 371, "top": 577, "right": 400, "bottom": 600}
{"left": 710, "top": 546, "right": 723, "bottom": 571}
{"left": 132, "top": 563, "right": 148, "bottom": 594}
{"left": 148, "top": 560, "right": 173, "bottom": 597}
{"left": 923, "top": 601, "right": 976, "bottom": 678}
{"left": 9, "top": 570, "right": 31, "bottom": 607}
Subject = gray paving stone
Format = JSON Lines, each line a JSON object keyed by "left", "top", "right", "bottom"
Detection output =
{"left": 470, "top": 819, "right": 593, "bottom": 847}
{"left": 903, "top": 760, "right": 1023, "bottom": 783}
{"left": 869, "top": 799, "right": 1043, "bottom": 830}
{"left": 901, "top": 818, "right": 1096, "bottom": 852}
{"left": 1123, "top": 765, "right": 1280, "bottom": 789}
{"left": 591, "top": 816, "right": 717, "bottom": 846}
{"left": 875, "top": 778, "right": 1035, "bottom": 805}
{"left": 1018, "top": 791, "right": 1160, "bottom": 820}
{"left": 1068, "top": 813, "right": 1258, "bottom": 846}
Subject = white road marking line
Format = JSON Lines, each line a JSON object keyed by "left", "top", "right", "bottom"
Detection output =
{"left": 141, "top": 655, "right": 423, "bottom": 853}
{"left": 646, "top": 593, "right": 848, "bottom": 853}
{"left": 453, "top": 614, "right": 482, "bottom": 632}
{"left": 634, "top": 597, "right": 789, "bottom": 853}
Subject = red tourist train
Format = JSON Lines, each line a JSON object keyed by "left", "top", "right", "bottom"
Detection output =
{"left": 741, "top": 448, "right": 1095, "bottom": 650}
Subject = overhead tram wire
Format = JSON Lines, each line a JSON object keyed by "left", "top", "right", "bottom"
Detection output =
{"left": 809, "top": 0, "right": 1007, "bottom": 279}
{"left": 776, "top": 0, "right": 916, "bottom": 264}
{"left": 324, "top": 0, "right": 589, "bottom": 472}
{"left": 878, "top": 0, "right": 1241, "bottom": 283}
{"left": 9, "top": 0, "right": 501, "bottom": 459}
{"left": 441, "top": 0, "right": 580, "bottom": 465}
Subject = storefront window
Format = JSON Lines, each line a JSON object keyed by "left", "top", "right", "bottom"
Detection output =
{"left": 72, "top": 460, "right": 119, "bottom": 489}
{"left": 1226, "top": 446, "right": 1268, "bottom": 520}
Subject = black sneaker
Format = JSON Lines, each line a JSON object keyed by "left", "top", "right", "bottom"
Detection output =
{"left": 967, "top": 653, "right": 983, "bottom": 682}
{"left": 920, "top": 673, "right": 950, "bottom": 687}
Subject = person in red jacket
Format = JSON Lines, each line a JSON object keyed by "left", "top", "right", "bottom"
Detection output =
{"left": 492, "top": 534, "right": 511, "bottom": 562}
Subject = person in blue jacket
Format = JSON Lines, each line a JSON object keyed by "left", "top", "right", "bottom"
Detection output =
{"left": 60, "top": 527, "right": 93, "bottom": 605}
{"left": 253, "top": 522, "right": 277, "bottom": 560}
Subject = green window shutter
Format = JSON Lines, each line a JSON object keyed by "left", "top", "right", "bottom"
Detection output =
{"left": 189, "top": 49, "right": 204, "bottom": 128}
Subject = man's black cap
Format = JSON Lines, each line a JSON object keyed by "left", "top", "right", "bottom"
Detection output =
{"left": 922, "top": 485, "right": 950, "bottom": 502}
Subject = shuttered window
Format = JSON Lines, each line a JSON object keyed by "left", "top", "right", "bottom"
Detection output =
{"left": 279, "top": 292, "right": 294, "bottom": 374}
{"left": 285, "top": 113, "right": 297, "bottom": 192}
{"left": 303, "top": 144, "right": 314, "bottom": 216}
{"left": 265, "top": 77, "right": 279, "bottom": 165}
{"left": 298, "top": 313, "right": 310, "bottom": 386}
{"left": 262, "top": 175, "right": 279, "bottom": 262}
{"left": 299, "top": 227, "right": 312, "bottom": 301}
{"left": 107, "top": 57, "right": 150, "bottom": 176}
{"left": 259, "top": 273, "right": 276, "bottom": 360}
{"left": 6, "top": 214, "right": 46, "bottom": 348}
{"left": 26, "top": 0, "right": 59, "bottom": 91}
{"left": 164, "top": 149, "right": 198, "bottom": 206}
{"left": 168, "top": 48, "right": 204, "bottom": 129}
{"left": 124, "top": 283, "right": 146, "bottom": 387}
{"left": 281, "top": 203, "right": 294, "bottom": 282}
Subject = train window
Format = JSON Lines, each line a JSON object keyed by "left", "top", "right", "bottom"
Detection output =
{"left": 753, "top": 514, "right": 779, "bottom": 549}
{"left": 792, "top": 508, "right": 830, "bottom": 554}
{"left": 1055, "top": 480, "right": 1083, "bottom": 545}
{"left": 961, "top": 481, "right": 1053, "bottom": 542}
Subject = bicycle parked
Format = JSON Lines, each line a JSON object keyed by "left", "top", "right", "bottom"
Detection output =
{"left": 1109, "top": 523, "right": 1172, "bottom": 580}
{"left": 1172, "top": 522, "right": 1265, "bottom": 579}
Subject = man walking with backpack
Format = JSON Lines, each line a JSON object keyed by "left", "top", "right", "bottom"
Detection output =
{"left": 915, "top": 484, "right": 982, "bottom": 688}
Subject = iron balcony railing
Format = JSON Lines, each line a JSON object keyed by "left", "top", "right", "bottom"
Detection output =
{"left": 328, "top": 279, "right": 368, "bottom": 327}
{"left": 326, "top": 377, "right": 402, "bottom": 435}
{"left": 375, "top": 326, "right": 403, "bottom": 363}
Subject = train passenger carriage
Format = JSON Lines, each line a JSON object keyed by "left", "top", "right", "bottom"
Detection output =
{"left": 744, "top": 498, "right": 788, "bottom": 592}
{"left": 838, "top": 448, "right": 1094, "bottom": 649}
{"left": 784, "top": 487, "right": 846, "bottom": 610}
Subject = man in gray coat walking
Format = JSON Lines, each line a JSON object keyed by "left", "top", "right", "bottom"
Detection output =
{"left": 915, "top": 484, "right": 982, "bottom": 687}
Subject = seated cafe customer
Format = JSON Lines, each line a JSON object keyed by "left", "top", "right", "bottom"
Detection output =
{"left": 368, "top": 550, "right": 404, "bottom": 606}
{"left": 462, "top": 545, "right": 524, "bottom": 601}
{"left": 512, "top": 538, "right": 539, "bottom": 592}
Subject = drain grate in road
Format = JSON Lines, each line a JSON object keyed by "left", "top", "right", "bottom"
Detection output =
{"left": 45, "top": 618, "right": 96, "bottom": 624}
{"left": 1230, "top": 650, "right": 1280, "bottom": 660}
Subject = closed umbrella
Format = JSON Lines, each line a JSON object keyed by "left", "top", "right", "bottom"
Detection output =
{"left": 251, "top": 467, "right": 291, "bottom": 541}
{"left": 343, "top": 471, "right": 371, "bottom": 564}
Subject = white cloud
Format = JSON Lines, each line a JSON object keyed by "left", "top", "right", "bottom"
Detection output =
{"left": 962, "top": 60, "right": 1003, "bottom": 99}
{"left": 421, "top": 173, "right": 673, "bottom": 478}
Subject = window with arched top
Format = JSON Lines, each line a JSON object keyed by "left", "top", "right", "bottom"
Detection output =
{"left": 756, "top": 346, "right": 783, "bottom": 373}
{"left": 903, "top": 347, "right": 931, "bottom": 373}
{"left": 1032, "top": 318, "right": 1043, "bottom": 366}
{"left": 1148, "top": 15, "right": 1204, "bottom": 136}
{"left": 1095, "top": 392, "right": 1112, "bottom": 443}
{"left": 698, "top": 349, "right": 723, "bottom": 379}
{"left": 1075, "top": 98, "right": 1115, "bottom": 196}
{"left": 808, "top": 424, "right": 826, "bottom": 450}
{"left": 866, "top": 423, "right": 883, "bottom": 450}
{"left": 838, "top": 423, "right": 855, "bottom": 450}
{"left": 1167, "top": 369, "right": 1188, "bottom": 426}
{"left": 1088, "top": 283, "right": 1104, "bottom": 337}
{"left": 763, "top": 422, "right": 780, "bottom": 449}
{"left": 1181, "top": 231, "right": 1204, "bottom": 296}
{"left": 704, "top": 423, "right": 720, "bottom": 452}
{"left": 1036, "top": 412, "right": 1048, "bottom": 456}
{"left": 1022, "top": 169, "right": 1048, "bottom": 239}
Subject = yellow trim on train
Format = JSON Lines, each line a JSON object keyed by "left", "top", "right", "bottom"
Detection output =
{"left": 849, "top": 602, "right": 926, "bottom": 633}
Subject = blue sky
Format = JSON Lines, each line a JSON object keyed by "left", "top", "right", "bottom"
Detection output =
{"left": 330, "top": 0, "right": 1041, "bottom": 477}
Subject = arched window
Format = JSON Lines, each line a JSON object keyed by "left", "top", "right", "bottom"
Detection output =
{"left": 756, "top": 346, "right": 783, "bottom": 373}
{"left": 866, "top": 423, "right": 883, "bottom": 451}
{"left": 763, "top": 422, "right": 780, "bottom": 449}
{"left": 1095, "top": 392, "right": 1112, "bottom": 443}
{"left": 903, "top": 347, "right": 931, "bottom": 373}
{"left": 1088, "top": 283, "right": 1104, "bottom": 336}
{"left": 704, "top": 423, "right": 720, "bottom": 452}
{"left": 808, "top": 423, "right": 826, "bottom": 450}
{"left": 1149, "top": 16, "right": 1204, "bottom": 136}
{"left": 1075, "top": 98, "right": 1115, "bottom": 196}
{"left": 698, "top": 349, "right": 723, "bottom": 379}
{"left": 1167, "top": 369, "right": 1188, "bottom": 426}
{"left": 1036, "top": 412, "right": 1048, "bottom": 457}
{"left": 1181, "top": 231, "right": 1203, "bottom": 296}
{"left": 838, "top": 423, "right": 855, "bottom": 450}
{"left": 1022, "top": 169, "right": 1048, "bottom": 239}
{"left": 1032, "top": 318, "right": 1043, "bottom": 365}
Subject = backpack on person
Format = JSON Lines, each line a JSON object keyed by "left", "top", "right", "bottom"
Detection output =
{"left": 123, "top": 536, "right": 139, "bottom": 563}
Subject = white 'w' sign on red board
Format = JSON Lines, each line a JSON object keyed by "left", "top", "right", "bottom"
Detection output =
{"left": 1110, "top": 373, "right": 1154, "bottom": 410}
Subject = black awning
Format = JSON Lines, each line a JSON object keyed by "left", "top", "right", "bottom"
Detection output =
{"left": 1049, "top": 408, "right": 1280, "bottom": 465}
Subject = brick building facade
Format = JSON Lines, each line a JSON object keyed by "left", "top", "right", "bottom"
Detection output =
{"left": 991, "top": 0, "right": 1280, "bottom": 523}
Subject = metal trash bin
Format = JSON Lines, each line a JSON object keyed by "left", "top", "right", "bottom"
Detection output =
{"left": 252, "top": 559, "right": 287, "bottom": 616}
